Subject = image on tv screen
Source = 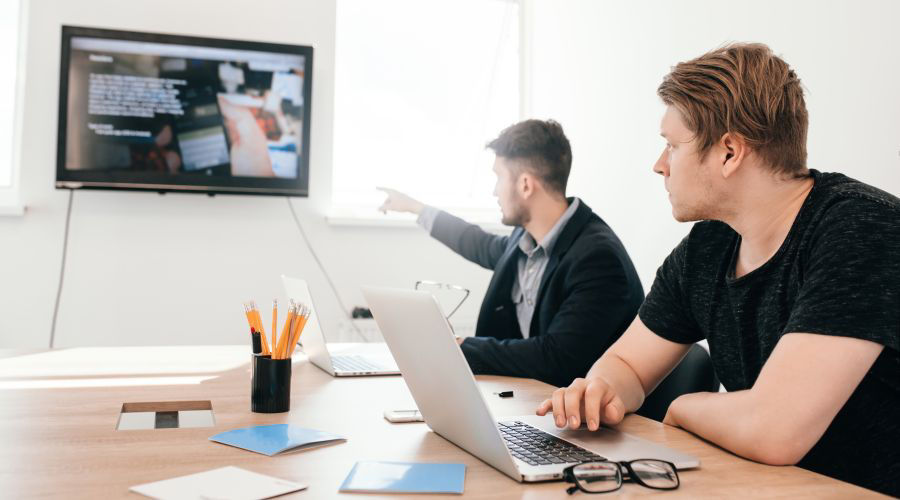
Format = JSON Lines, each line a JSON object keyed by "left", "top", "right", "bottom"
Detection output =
{"left": 57, "top": 26, "right": 312, "bottom": 196}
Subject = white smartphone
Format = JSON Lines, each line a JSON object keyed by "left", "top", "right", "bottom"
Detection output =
{"left": 383, "top": 409, "right": 424, "bottom": 423}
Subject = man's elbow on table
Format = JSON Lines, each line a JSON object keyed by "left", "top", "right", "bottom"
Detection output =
{"left": 745, "top": 436, "right": 807, "bottom": 467}
{"left": 735, "top": 411, "right": 816, "bottom": 466}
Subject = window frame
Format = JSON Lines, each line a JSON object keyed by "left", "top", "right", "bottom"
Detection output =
{"left": 0, "top": 0, "right": 28, "bottom": 215}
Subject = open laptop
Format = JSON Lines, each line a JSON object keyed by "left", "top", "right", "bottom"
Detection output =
{"left": 282, "top": 276, "right": 399, "bottom": 376}
{"left": 362, "top": 286, "right": 700, "bottom": 482}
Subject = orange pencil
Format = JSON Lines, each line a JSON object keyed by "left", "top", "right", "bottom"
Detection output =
{"left": 284, "top": 304, "right": 302, "bottom": 358}
{"left": 284, "top": 302, "right": 300, "bottom": 359}
{"left": 247, "top": 302, "right": 260, "bottom": 332}
{"left": 275, "top": 302, "right": 296, "bottom": 359}
{"left": 243, "top": 303, "right": 255, "bottom": 331}
{"left": 284, "top": 304, "right": 304, "bottom": 358}
{"left": 287, "top": 305, "right": 309, "bottom": 358}
{"left": 284, "top": 303, "right": 304, "bottom": 358}
{"left": 250, "top": 301, "right": 265, "bottom": 336}
{"left": 271, "top": 299, "right": 278, "bottom": 355}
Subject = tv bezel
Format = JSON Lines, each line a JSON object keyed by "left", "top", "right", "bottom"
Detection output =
{"left": 55, "top": 25, "right": 314, "bottom": 197}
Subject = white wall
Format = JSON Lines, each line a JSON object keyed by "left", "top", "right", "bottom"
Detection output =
{"left": 1, "top": 0, "right": 898, "bottom": 348}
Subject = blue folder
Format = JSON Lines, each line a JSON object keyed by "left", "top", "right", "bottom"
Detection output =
{"left": 339, "top": 461, "right": 466, "bottom": 494}
{"left": 209, "top": 424, "right": 345, "bottom": 456}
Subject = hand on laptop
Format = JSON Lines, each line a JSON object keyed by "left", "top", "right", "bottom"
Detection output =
{"left": 377, "top": 187, "right": 425, "bottom": 215}
{"left": 535, "top": 377, "right": 626, "bottom": 431}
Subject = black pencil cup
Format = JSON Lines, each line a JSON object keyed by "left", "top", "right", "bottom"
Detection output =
{"left": 251, "top": 355, "right": 291, "bottom": 413}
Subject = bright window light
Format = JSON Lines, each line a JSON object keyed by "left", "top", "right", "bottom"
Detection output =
{"left": 0, "top": 0, "right": 22, "bottom": 188}
{"left": 333, "top": 0, "right": 520, "bottom": 218}
{"left": 0, "top": 346, "right": 250, "bottom": 379}
{"left": 0, "top": 375, "right": 217, "bottom": 390}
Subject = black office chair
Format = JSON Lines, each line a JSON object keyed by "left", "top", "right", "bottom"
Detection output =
{"left": 635, "top": 344, "right": 720, "bottom": 422}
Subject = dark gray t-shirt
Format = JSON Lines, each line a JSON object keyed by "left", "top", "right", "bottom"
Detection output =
{"left": 639, "top": 170, "right": 899, "bottom": 496}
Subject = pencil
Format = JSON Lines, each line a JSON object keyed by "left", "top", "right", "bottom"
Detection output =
{"left": 278, "top": 302, "right": 300, "bottom": 359}
{"left": 271, "top": 299, "right": 278, "bottom": 355}
{"left": 250, "top": 301, "right": 264, "bottom": 335}
{"left": 284, "top": 304, "right": 300, "bottom": 358}
{"left": 275, "top": 302, "right": 295, "bottom": 359}
{"left": 247, "top": 301, "right": 270, "bottom": 356}
{"left": 243, "top": 303, "right": 255, "bottom": 331}
{"left": 285, "top": 304, "right": 303, "bottom": 358}
{"left": 287, "top": 305, "right": 309, "bottom": 358}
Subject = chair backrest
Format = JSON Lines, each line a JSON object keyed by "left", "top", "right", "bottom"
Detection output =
{"left": 635, "top": 344, "right": 720, "bottom": 422}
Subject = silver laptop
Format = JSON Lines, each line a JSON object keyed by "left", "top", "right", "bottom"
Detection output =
{"left": 362, "top": 286, "right": 699, "bottom": 482}
{"left": 281, "top": 276, "right": 399, "bottom": 376}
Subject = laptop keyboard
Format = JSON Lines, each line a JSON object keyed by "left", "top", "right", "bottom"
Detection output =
{"left": 498, "top": 421, "right": 605, "bottom": 467}
{"left": 332, "top": 355, "right": 387, "bottom": 373}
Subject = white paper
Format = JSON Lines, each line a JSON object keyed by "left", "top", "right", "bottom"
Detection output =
{"left": 130, "top": 466, "right": 306, "bottom": 500}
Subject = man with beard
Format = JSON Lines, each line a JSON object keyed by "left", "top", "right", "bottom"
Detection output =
{"left": 537, "top": 44, "right": 899, "bottom": 496}
{"left": 378, "top": 119, "right": 644, "bottom": 387}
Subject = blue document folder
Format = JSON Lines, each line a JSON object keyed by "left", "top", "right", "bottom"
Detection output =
{"left": 209, "top": 424, "right": 345, "bottom": 456}
{"left": 339, "top": 461, "right": 466, "bottom": 494}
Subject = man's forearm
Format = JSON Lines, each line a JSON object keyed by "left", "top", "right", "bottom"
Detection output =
{"left": 428, "top": 210, "right": 509, "bottom": 270}
{"left": 586, "top": 352, "right": 647, "bottom": 413}
{"left": 665, "top": 390, "right": 799, "bottom": 465}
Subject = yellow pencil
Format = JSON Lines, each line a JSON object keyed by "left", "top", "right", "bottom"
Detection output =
{"left": 285, "top": 305, "right": 304, "bottom": 358}
{"left": 287, "top": 305, "right": 309, "bottom": 358}
{"left": 275, "top": 302, "right": 295, "bottom": 359}
{"left": 271, "top": 299, "right": 278, "bottom": 355}
{"left": 285, "top": 304, "right": 301, "bottom": 358}
{"left": 250, "top": 301, "right": 264, "bottom": 336}
{"left": 243, "top": 303, "right": 255, "bottom": 331}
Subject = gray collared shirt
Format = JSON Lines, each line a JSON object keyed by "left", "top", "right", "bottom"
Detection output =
{"left": 417, "top": 198, "right": 581, "bottom": 338}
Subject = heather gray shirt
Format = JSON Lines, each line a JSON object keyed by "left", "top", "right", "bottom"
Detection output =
{"left": 638, "top": 170, "right": 900, "bottom": 496}
{"left": 417, "top": 198, "right": 581, "bottom": 338}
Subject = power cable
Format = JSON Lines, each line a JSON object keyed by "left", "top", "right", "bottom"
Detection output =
{"left": 49, "top": 189, "right": 74, "bottom": 348}
{"left": 286, "top": 197, "right": 368, "bottom": 342}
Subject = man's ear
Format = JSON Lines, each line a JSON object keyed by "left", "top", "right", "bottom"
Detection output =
{"left": 719, "top": 132, "right": 750, "bottom": 179}
{"left": 519, "top": 172, "right": 537, "bottom": 199}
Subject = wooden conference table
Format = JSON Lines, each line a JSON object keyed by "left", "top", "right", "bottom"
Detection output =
{"left": 0, "top": 346, "right": 885, "bottom": 499}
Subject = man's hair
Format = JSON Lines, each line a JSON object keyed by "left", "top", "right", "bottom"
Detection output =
{"left": 486, "top": 119, "right": 572, "bottom": 195}
{"left": 657, "top": 43, "right": 808, "bottom": 176}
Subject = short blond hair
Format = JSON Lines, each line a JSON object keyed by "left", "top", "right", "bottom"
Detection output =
{"left": 657, "top": 43, "right": 808, "bottom": 175}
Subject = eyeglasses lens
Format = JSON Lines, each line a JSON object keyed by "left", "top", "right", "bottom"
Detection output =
{"left": 573, "top": 462, "right": 622, "bottom": 493}
{"left": 630, "top": 459, "right": 679, "bottom": 489}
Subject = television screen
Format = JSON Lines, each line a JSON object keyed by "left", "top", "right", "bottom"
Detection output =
{"left": 56, "top": 26, "right": 313, "bottom": 196}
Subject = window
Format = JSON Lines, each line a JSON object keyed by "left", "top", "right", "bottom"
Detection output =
{"left": 332, "top": 0, "right": 521, "bottom": 221}
{"left": 0, "top": 0, "right": 23, "bottom": 190}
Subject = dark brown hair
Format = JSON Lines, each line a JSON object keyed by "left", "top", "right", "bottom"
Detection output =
{"left": 486, "top": 119, "right": 572, "bottom": 195}
{"left": 657, "top": 43, "right": 808, "bottom": 175}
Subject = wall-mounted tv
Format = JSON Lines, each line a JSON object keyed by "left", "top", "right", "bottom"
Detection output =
{"left": 56, "top": 26, "right": 313, "bottom": 196}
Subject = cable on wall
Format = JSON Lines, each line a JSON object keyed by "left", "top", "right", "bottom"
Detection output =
{"left": 286, "top": 197, "right": 367, "bottom": 342}
{"left": 49, "top": 189, "right": 74, "bottom": 349}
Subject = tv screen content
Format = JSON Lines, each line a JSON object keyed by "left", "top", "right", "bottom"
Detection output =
{"left": 56, "top": 26, "right": 313, "bottom": 196}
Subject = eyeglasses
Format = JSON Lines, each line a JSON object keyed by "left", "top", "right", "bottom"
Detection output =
{"left": 563, "top": 459, "right": 680, "bottom": 495}
{"left": 414, "top": 280, "right": 470, "bottom": 319}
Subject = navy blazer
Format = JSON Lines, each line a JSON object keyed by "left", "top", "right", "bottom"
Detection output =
{"left": 430, "top": 199, "right": 644, "bottom": 387}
